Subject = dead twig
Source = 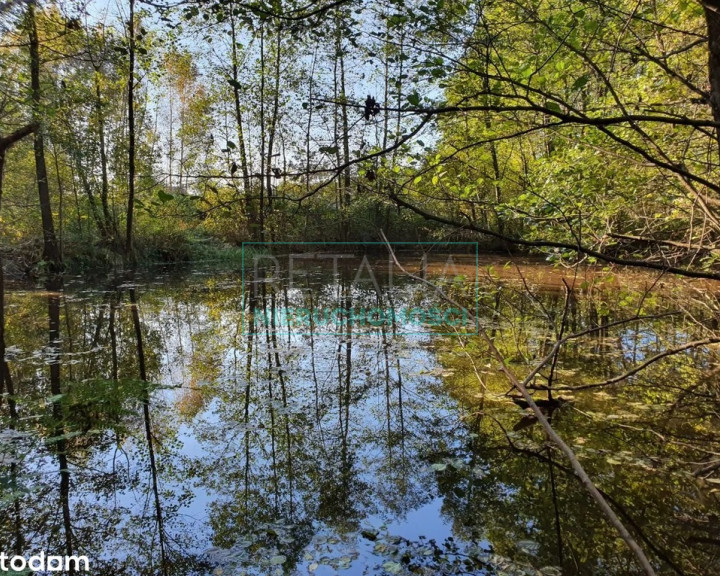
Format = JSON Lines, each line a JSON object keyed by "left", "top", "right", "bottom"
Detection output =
{"left": 379, "top": 230, "right": 659, "bottom": 576}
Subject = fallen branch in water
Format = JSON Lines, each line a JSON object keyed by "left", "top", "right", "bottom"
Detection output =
{"left": 379, "top": 231, "right": 659, "bottom": 576}
{"left": 547, "top": 337, "right": 720, "bottom": 392}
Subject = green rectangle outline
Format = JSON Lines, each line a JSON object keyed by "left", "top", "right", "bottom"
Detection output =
{"left": 241, "top": 242, "right": 479, "bottom": 336}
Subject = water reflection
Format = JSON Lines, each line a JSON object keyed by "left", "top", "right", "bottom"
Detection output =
{"left": 0, "top": 261, "right": 718, "bottom": 575}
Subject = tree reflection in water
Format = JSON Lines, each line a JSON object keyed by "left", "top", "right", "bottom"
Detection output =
{"left": 0, "top": 261, "right": 718, "bottom": 575}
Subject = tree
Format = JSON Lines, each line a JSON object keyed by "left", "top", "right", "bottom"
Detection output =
{"left": 26, "top": 0, "right": 61, "bottom": 270}
{"left": 386, "top": 0, "right": 720, "bottom": 279}
{"left": 125, "top": 0, "right": 137, "bottom": 262}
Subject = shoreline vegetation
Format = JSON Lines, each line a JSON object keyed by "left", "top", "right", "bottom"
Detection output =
{"left": 0, "top": 0, "right": 719, "bottom": 285}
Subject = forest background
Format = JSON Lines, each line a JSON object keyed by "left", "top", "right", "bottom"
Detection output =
{"left": 1, "top": 0, "right": 719, "bottom": 279}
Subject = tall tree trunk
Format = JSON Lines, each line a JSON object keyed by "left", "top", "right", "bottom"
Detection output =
{"left": 125, "top": 0, "right": 136, "bottom": 262}
{"left": 72, "top": 149, "right": 105, "bottom": 236}
{"left": 333, "top": 12, "right": 351, "bottom": 226}
{"left": 333, "top": 36, "right": 341, "bottom": 216}
{"left": 705, "top": 2, "right": 720, "bottom": 164}
{"left": 266, "top": 23, "right": 282, "bottom": 220}
{"left": 27, "top": 0, "right": 61, "bottom": 271}
{"left": 338, "top": 33, "right": 351, "bottom": 212}
{"left": 304, "top": 48, "right": 317, "bottom": 200}
{"left": 95, "top": 73, "right": 116, "bottom": 245}
{"left": 179, "top": 88, "right": 185, "bottom": 194}
{"left": 168, "top": 85, "right": 174, "bottom": 193}
{"left": 258, "top": 23, "right": 266, "bottom": 242}
{"left": 392, "top": 29, "right": 405, "bottom": 167}
{"left": 483, "top": 45, "right": 504, "bottom": 235}
{"left": 0, "top": 148, "right": 6, "bottom": 408}
{"left": 51, "top": 143, "right": 64, "bottom": 260}
{"left": 230, "top": 11, "right": 254, "bottom": 229}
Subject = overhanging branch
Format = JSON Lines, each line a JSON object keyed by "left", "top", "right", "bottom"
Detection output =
{"left": 388, "top": 191, "right": 720, "bottom": 281}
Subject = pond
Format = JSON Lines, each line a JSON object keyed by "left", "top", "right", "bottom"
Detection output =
{"left": 1, "top": 251, "right": 719, "bottom": 576}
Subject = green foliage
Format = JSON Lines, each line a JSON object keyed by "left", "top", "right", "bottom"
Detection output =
{"left": 3, "top": 0, "right": 716, "bottom": 274}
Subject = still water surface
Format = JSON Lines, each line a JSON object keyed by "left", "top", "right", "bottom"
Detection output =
{"left": 1, "top": 256, "right": 719, "bottom": 575}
